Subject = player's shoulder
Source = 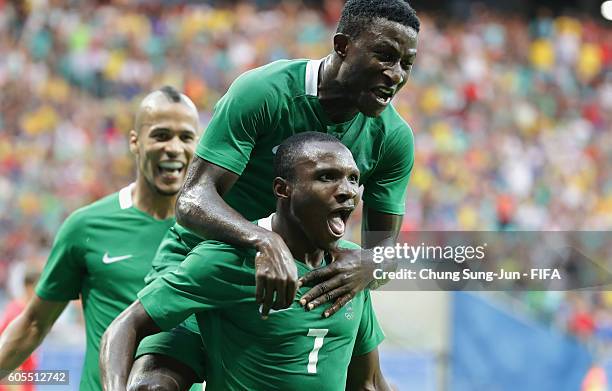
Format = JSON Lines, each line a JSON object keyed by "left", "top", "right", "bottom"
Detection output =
{"left": 60, "top": 188, "right": 124, "bottom": 231}
{"left": 365, "top": 105, "right": 414, "bottom": 154}
{"left": 230, "top": 59, "right": 309, "bottom": 98}
{"left": 71, "top": 186, "right": 127, "bottom": 218}
{"left": 190, "top": 239, "right": 256, "bottom": 268}
{"left": 378, "top": 105, "right": 413, "bottom": 137}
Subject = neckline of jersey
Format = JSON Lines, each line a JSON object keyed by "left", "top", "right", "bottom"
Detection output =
{"left": 305, "top": 59, "right": 363, "bottom": 131}
{"left": 119, "top": 184, "right": 175, "bottom": 223}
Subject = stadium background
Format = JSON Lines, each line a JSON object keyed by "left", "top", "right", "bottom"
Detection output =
{"left": 0, "top": 0, "right": 611, "bottom": 389}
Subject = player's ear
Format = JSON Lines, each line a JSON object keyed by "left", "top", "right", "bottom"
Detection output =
{"left": 273, "top": 177, "right": 290, "bottom": 200}
{"left": 333, "top": 33, "right": 349, "bottom": 59}
{"left": 129, "top": 129, "right": 139, "bottom": 155}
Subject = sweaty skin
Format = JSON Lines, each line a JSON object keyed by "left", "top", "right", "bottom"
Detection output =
{"left": 101, "top": 137, "right": 392, "bottom": 391}
{"left": 176, "top": 159, "right": 299, "bottom": 316}
{"left": 177, "top": 19, "right": 418, "bottom": 318}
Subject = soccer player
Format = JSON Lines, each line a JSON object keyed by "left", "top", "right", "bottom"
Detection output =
{"left": 130, "top": 0, "right": 420, "bottom": 388}
{"left": 0, "top": 86, "right": 200, "bottom": 390}
{"left": 101, "top": 132, "right": 392, "bottom": 391}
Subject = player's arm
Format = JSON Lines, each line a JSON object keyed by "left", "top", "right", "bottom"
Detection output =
{"left": 346, "top": 348, "right": 392, "bottom": 391}
{"left": 0, "top": 296, "right": 67, "bottom": 375}
{"left": 2, "top": 207, "right": 87, "bottom": 375}
{"left": 177, "top": 157, "right": 297, "bottom": 316}
{"left": 176, "top": 69, "right": 299, "bottom": 317}
{"left": 99, "top": 301, "right": 161, "bottom": 391}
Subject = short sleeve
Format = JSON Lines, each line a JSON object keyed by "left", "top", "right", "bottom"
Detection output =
{"left": 138, "top": 242, "right": 254, "bottom": 331}
{"left": 352, "top": 290, "right": 385, "bottom": 356}
{"left": 195, "top": 69, "right": 280, "bottom": 175}
{"left": 362, "top": 124, "right": 414, "bottom": 215}
{"left": 36, "top": 212, "right": 86, "bottom": 301}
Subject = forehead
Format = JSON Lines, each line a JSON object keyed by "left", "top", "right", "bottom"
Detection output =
{"left": 138, "top": 102, "right": 199, "bottom": 131}
{"left": 357, "top": 18, "right": 418, "bottom": 51}
{"left": 294, "top": 142, "right": 358, "bottom": 172}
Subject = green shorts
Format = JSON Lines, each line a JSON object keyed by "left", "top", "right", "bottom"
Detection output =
{"left": 136, "top": 316, "right": 208, "bottom": 382}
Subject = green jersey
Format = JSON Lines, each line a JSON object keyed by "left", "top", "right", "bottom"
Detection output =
{"left": 35, "top": 184, "right": 175, "bottom": 390}
{"left": 139, "top": 216, "right": 384, "bottom": 390}
{"left": 172, "top": 58, "right": 414, "bottom": 249}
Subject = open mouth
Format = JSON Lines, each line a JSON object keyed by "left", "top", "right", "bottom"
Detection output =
{"left": 371, "top": 87, "right": 394, "bottom": 106}
{"left": 327, "top": 207, "right": 354, "bottom": 239}
{"left": 158, "top": 161, "right": 185, "bottom": 178}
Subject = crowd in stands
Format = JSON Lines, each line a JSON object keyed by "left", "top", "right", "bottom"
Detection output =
{"left": 1, "top": 0, "right": 611, "bottom": 349}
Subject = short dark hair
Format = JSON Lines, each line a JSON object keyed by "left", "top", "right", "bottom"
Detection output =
{"left": 336, "top": 0, "right": 420, "bottom": 38}
{"left": 159, "top": 85, "right": 182, "bottom": 103}
{"left": 274, "top": 132, "right": 344, "bottom": 180}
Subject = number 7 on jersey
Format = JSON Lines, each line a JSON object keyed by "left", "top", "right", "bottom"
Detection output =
{"left": 307, "top": 328, "right": 329, "bottom": 374}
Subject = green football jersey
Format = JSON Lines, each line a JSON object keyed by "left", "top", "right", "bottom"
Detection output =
{"left": 138, "top": 216, "right": 385, "bottom": 391}
{"left": 35, "top": 184, "right": 175, "bottom": 391}
{"left": 173, "top": 58, "right": 414, "bottom": 249}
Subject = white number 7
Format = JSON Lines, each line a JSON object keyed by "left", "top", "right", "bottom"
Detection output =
{"left": 307, "top": 328, "right": 329, "bottom": 374}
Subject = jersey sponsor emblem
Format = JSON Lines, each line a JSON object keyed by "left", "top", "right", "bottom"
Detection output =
{"left": 102, "top": 252, "right": 133, "bottom": 264}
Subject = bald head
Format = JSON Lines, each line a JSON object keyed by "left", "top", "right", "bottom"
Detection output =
{"left": 135, "top": 86, "right": 198, "bottom": 132}
{"left": 129, "top": 86, "right": 200, "bottom": 197}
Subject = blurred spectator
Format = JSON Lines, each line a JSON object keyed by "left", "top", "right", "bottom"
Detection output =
{"left": 568, "top": 293, "right": 596, "bottom": 340}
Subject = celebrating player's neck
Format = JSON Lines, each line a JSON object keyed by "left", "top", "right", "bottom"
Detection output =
{"left": 271, "top": 212, "right": 326, "bottom": 270}
{"left": 132, "top": 177, "right": 176, "bottom": 220}
{"left": 317, "top": 55, "right": 361, "bottom": 124}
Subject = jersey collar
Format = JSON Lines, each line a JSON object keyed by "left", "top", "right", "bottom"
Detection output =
{"left": 305, "top": 59, "right": 323, "bottom": 97}
{"left": 118, "top": 183, "right": 135, "bottom": 209}
{"left": 258, "top": 214, "right": 274, "bottom": 231}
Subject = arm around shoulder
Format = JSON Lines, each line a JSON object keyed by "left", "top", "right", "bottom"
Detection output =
{"left": 175, "top": 156, "right": 274, "bottom": 250}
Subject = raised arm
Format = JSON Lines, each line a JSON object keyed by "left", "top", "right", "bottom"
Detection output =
{"left": 99, "top": 301, "right": 160, "bottom": 391}
{"left": 346, "top": 348, "right": 392, "bottom": 391}
{"left": 175, "top": 156, "right": 298, "bottom": 316}
{"left": 0, "top": 296, "right": 67, "bottom": 376}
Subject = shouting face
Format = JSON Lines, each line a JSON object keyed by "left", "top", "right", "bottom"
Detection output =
{"left": 285, "top": 141, "right": 361, "bottom": 251}
{"left": 336, "top": 18, "right": 418, "bottom": 117}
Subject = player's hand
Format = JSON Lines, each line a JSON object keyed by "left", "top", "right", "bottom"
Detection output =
{"left": 254, "top": 232, "right": 298, "bottom": 319}
{"left": 298, "top": 247, "right": 376, "bottom": 318}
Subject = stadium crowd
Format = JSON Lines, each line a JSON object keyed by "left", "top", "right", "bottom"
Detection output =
{"left": 1, "top": 0, "right": 611, "bottom": 352}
